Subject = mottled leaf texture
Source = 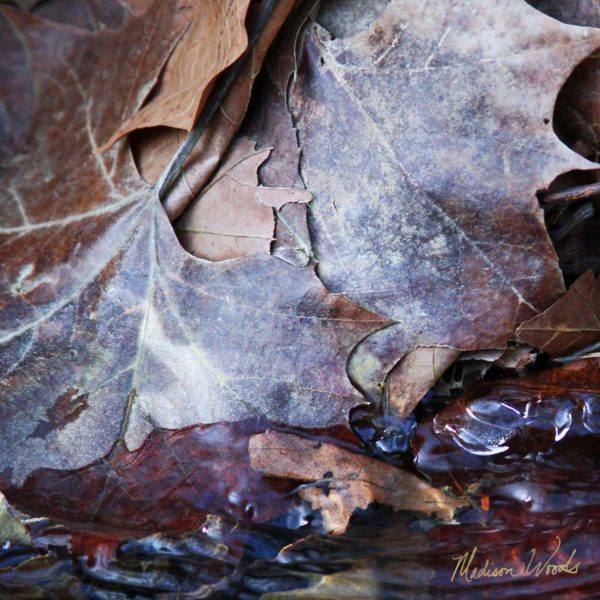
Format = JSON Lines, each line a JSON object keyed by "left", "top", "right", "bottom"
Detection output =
{"left": 290, "top": 0, "right": 600, "bottom": 362}
{"left": 249, "top": 431, "right": 469, "bottom": 534}
{"left": 517, "top": 271, "right": 600, "bottom": 357}
{"left": 0, "top": 5, "right": 389, "bottom": 487}
{"left": 104, "top": 0, "right": 253, "bottom": 145}
{"left": 176, "top": 137, "right": 311, "bottom": 261}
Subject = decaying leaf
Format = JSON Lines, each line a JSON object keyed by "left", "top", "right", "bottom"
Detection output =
{"left": 0, "top": 5, "right": 389, "bottom": 487}
{"left": 176, "top": 137, "right": 311, "bottom": 261}
{"left": 494, "top": 345, "right": 537, "bottom": 370}
{"left": 516, "top": 270, "right": 600, "bottom": 357}
{"left": 386, "top": 346, "right": 461, "bottom": 418}
{"left": 249, "top": 431, "right": 469, "bottom": 534}
{"left": 241, "top": 74, "right": 314, "bottom": 266}
{"left": 289, "top": 0, "right": 600, "bottom": 373}
{"left": 104, "top": 0, "right": 253, "bottom": 146}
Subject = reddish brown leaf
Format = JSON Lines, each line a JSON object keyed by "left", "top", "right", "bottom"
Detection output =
{"left": 103, "top": 0, "right": 253, "bottom": 146}
{"left": 516, "top": 270, "right": 600, "bottom": 357}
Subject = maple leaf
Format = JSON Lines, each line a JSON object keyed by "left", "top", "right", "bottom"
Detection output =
{"left": 0, "top": 5, "right": 388, "bottom": 487}
{"left": 516, "top": 270, "right": 600, "bottom": 357}
{"left": 284, "top": 0, "right": 600, "bottom": 398}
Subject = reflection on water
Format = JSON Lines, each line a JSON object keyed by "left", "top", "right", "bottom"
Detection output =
{"left": 3, "top": 362, "right": 600, "bottom": 598}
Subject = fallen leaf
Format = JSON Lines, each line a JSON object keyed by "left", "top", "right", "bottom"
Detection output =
{"left": 31, "top": 0, "right": 128, "bottom": 31}
{"left": 494, "top": 345, "right": 536, "bottom": 369}
{"left": 516, "top": 270, "right": 600, "bottom": 357}
{"left": 264, "top": 0, "right": 320, "bottom": 95}
{"left": 240, "top": 74, "right": 314, "bottom": 266}
{"left": 176, "top": 137, "right": 311, "bottom": 261}
{"left": 0, "top": 5, "right": 389, "bottom": 489}
{"left": 288, "top": 0, "right": 600, "bottom": 371}
{"left": 135, "top": 0, "right": 300, "bottom": 220}
{"left": 103, "top": 0, "right": 253, "bottom": 146}
{"left": 249, "top": 431, "right": 469, "bottom": 534}
{"left": 386, "top": 346, "right": 461, "bottom": 418}
{"left": 317, "top": 0, "right": 391, "bottom": 39}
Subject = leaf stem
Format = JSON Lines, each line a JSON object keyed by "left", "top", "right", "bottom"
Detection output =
{"left": 540, "top": 181, "right": 600, "bottom": 206}
{"left": 156, "top": 0, "right": 280, "bottom": 205}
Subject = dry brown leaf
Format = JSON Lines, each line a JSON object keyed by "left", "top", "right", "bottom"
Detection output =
{"left": 176, "top": 137, "right": 311, "bottom": 261}
{"left": 386, "top": 346, "right": 461, "bottom": 418}
{"left": 249, "top": 431, "right": 468, "bottom": 534}
{"left": 134, "top": 0, "right": 299, "bottom": 221}
{"left": 103, "top": 0, "right": 253, "bottom": 147}
{"left": 516, "top": 270, "right": 600, "bottom": 357}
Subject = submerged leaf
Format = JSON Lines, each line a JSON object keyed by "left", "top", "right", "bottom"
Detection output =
{"left": 249, "top": 431, "right": 468, "bottom": 534}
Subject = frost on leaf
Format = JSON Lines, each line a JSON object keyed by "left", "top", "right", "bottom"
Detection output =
{"left": 289, "top": 0, "right": 600, "bottom": 368}
{"left": 0, "top": 4, "right": 388, "bottom": 487}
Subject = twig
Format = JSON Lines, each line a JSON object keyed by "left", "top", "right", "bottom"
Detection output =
{"left": 540, "top": 181, "right": 600, "bottom": 206}
{"left": 156, "top": 0, "right": 280, "bottom": 204}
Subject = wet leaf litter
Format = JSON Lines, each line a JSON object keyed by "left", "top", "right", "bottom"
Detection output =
{"left": 2, "top": 0, "right": 600, "bottom": 597}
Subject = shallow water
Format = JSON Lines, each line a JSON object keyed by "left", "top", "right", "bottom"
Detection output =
{"left": 2, "top": 361, "right": 600, "bottom": 598}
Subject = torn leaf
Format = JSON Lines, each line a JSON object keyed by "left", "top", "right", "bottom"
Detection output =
{"left": 176, "top": 138, "right": 310, "bottom": 261}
